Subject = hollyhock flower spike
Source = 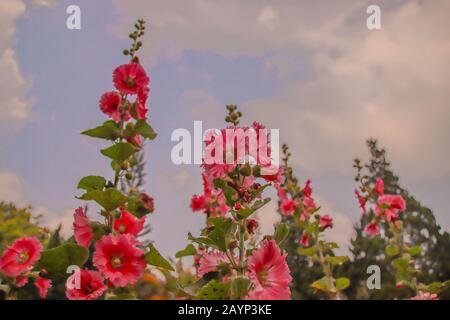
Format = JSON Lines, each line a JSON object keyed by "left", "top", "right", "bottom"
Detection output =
{"left": 73, "top": 207, "right": 94, "bottom": 248}
{"left": 0, "top": 237, "right": 42, "bottom": 278}
{"left": 66, "top": 269, "right": 107, "bottom": 300}
{"left": 93, "top": 234, "right": 146, "bottom": 287}
{"left": 246, "top": 240, "right": 292, "bottom": 300}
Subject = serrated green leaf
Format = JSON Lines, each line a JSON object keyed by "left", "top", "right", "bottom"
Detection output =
{"left": 134, "top": 119, "right": 157, "bottom": 140}
{"left": 78, "top": 188, "right": 127, "bottom": 211}
{"left": 175, "top": 244, "right": 197, "bottom": 258}
{"left": 206, "top": 217, "right": 235, "bottom": 252}
{"left": 37, "top": 243, "right": 89, "bottom": 277}
{"left": 81, "top": 120, "right": 120, "bottom": 140}
{"left": 77, "top": 175, "right": 106, "bottom": 191}
{"left": 145, "top": 243, "right": 174, "bottom": 271}
{"left": 100, "top": 142, "right": 137, "bottom": 163}
{"left": 197, "top": 280, "right": 231, "bottom": 300}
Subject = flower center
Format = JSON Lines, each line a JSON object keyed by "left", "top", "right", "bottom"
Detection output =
{"left": 118, "top": 224, "right": 127, "bottom": 233}
{"left": 111, "top": 256, "right": 123, "bottom": 269}
{"left": 18, "top": 251, "right": 29, "bottom": 263}
{"left": 124, "top": 77, "right": 136, "bottom": 88}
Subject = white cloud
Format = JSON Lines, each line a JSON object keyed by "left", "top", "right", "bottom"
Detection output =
{"left": 0, "top": 171, "right": 26, "bottom": 204}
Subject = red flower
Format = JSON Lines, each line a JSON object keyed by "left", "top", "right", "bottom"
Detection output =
{"left": 16, "top": 276, "right": 28, "bottom": 287}
{"left": 375, "top": 194, "right": 406, "bottom": 222}
{"left": 300, "top": 232, "right": 309, "bottom": 247}
{"left": 319, "top": 215, "right": 333, "bottom": 230}
{"left": 140, "top": 193, "right": 155, "bottom": 213}
{"left": 35, "top": 277, "right": 52, "bottom": 299}
{"left": 355, "top": 189, "right": 366, "bottom": 214}
{"left": 99, "top": 91, "right": 127, "bottom": 122}
{"left": 66, "top": 269, "right": 107, "bottom": 300}
{"left": 375, "top": 178, "right": 384, "bottom": 196}
{"left": 303, "top": 179, "right": 312, "bottom": 197}
{"left": 246, "top": 219, "right": 258, "bottom": 234}
{"left": 246, "top": 240, "right": 292, "bottom": 300}
{"left": 364, "top": 222, "right": 380, "bottom": 236}
{"left": 93, "top": 234, "right": 146, "bottom": 287}
{"left": 190, "top": 195, "right": 206, "bottom": 211}
{"left": 135, "top": 87, "right": 149, "bottom": 119}
{"left": 113, "top": 63, "right": 149, "bottom": 95}
{"left": 197, "top": 251, "right": 229, "bottom": 277}
{"left": 411, "top": 291, "right": 439, "bottom": 300}
{"left": 73, "top": 207, "right": 94, "bottom": 248}
{"left": 0, "top": 237, "right": 42, "bottom": 278}
{"left": 280, "top": 199, "right": 297, "bottom": 216}
{"left": 113, "top": 210, "right": 146, "bottom": 236}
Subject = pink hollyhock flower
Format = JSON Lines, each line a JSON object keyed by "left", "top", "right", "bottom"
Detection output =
{"left": 320, "top": 215, "right": 333, "bottom": 229}
{"left": 300, "top": 232, "right": 309, "bottom": 247}
{"left": 93, "top": 234, "right": 146, "bottom": 287}
{"left": 375, "top": 195, "right": 406, "bottom": 222}
{"left": 35, "top": 277, "right": 52, "bottom": 299}
{"left": 355, "top": 189, "right": 367, "bottom": 214}
{"left": 303, "top": 179, "right": 312, "bottom": 197}
{"left": 66, "top": 269, "right": 107, "bottom": 300}
{"left": 197, "top": 251, "right": 229, "bottom": 277}
{"left": 99, "top": 91, "right": 128, "bottom": 122}
{"left": 280, "top": 198, "right": 297, "bottom": 216}
{"left": 375, "top": 178, "right": 384, "bottom": 196}
{"left": 113, "top": 63, "right": 150, "bottom": 95}
{"left": 0, "top": 237, "right": 42, "bottom": 278}
{"left": 364, "top": 222, "right": 380, "bottom": 236}
{"left": 134, "top": 87, "right": 149, "bottom": 119}
{"left": 73, "top": 207, "right": 94, "bottom": 248}
{"left": 190, "top": 195, "right": 206, "bottom": 211}
{"left": 126, "top": 134, "right": 142, "bottom": 147}
{"left": 16, "top": 276, "right": 28, "bottom": 287}
{"left": 411, "top": 291, "right": 438, "bottom": 300}
{"left": 113, "top": 210, "right": 146, "bottom": 236}
{"left": 246, "top": 240, "right": 292, "bottom": 300}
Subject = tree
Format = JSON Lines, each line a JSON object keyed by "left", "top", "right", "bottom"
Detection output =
{"left": 340, "top": 139, "right": 450, "bottom": 299}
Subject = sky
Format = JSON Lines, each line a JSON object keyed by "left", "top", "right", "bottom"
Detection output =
{"left": 0, "top": 0, "right": 449, "bottom": 257}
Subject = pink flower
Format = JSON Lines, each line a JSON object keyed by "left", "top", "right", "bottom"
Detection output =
{"left": 411, "top": 291, "right": 439, "bottom": 300}
{"left": 375, "top": 178, "right": 384, "bottom": 196}
{"left": 319, "top": 215, "right": 333, "bottom": 229}
{"left": 35, "top": 277, "right": 52, "bottom": 299}
{"left": 197, "top": 251, "right": 229, "bottom": 277}
{"left": 0, "top": 237, "right": 42, "bottom": 278}
{"left": 93, "top": 234, "right": 146, "bottom": 287}
{"left": 73, "top": 207, "right": 94, "bottom": 248}
{"left": 113, "top": 63, "right": 149, "bottom": 95}
{"left": 375, "top": 194, "right": 406, "bottom": 222}
{"left": 66, "top": 269, "right": 107, "bottom": 300}
{"left": 300, "top": 232, "right": 309, "bottom": 247}
{"left": 113, "top": 210, "right": 146, "bottom": 236}
{"left": 134, "top": 87, "right": 149, "bottom": 119}
{"left": 99, "top": 91, "right": 126, "bottom": 122}
{"left": 364, "top": 222, "right": 380, "bottom": 236}
{"left": 246, "top": 240, "right": 292, "bottom": 300}
{"left": 355, "top": 189, "right": 366, "bottom": 214}
{"left": 280, "top": 199, "right": 297, "bottom": 216}
{"left": 303, "top": 179, "right": 312, "bottom": 197}
{"left": 190, "top": 195, "right": 206, "bottom": 211}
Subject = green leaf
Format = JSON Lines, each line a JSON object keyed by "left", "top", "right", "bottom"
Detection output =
{"left": 206, "top": 217, "right": 235, "bottom": 252}
{"left": 213, "top": 178, "right": 237, "bottom": 206}
{"left": 188, "top": 233, "right": 216, "bottom": 248}
{"left": 81, "top": 120, "right": 120, "bottom": 140}
{"left": 38, "top": 243, "right": 89, "bottom": 276}
{"left": 235, "top": 198, "right": 271, "bottom": 219}
{"left": 175, "top": 244, "right": 197, "bottom": 258}
{"left": 100, "top": 142, "right": 137, "bottom": 163}
{"left": 392, "top": 257, "right": 410, "bottom": 282}
{"left": 409, "top": 245, "right": 422, "bottom": 257}
{"left": 311, "top": 276, "right": 334, "bottom": 293}
{"left": 335, "top": 277, "right": 350, "bottom": 290}
{"left": 197, "top": 280, "right": 231, "bottom": 300}
{"left": 229, "top": 277, "right": 251, "bottom": 300}
{"left": 77, "top": 175, "right": 106, "bottom": 191}
{"left": 274, "top": 223, "right": 289, "bottom": 245}
{"left": 297, "top": 246, "right": 317, "bottom": 256}
{"left": 426, "top": 280, "right": 450, "bottom": 294}
{"left": 386, "top": 245, "right": 400, "bottom": 257}
{"left": 145, "top": 243, "right": 174, "bottom": 271}
{"left": 326, "top": 242, "right": 340, "bottom": 250}
{"left": 327, "top": 256, "right": 349, "bottom": 266}
{"left": 78, "top": 188, "right": 127, "bottom": 211}
{"left": 134, "top": 120, "right": 157, "bottom": 140}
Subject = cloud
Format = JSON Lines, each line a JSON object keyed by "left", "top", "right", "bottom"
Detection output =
{"left": 0, "top": 0, "right": 54, "bottom": 136}
{"left": 0, "top": 171, "right": 26, "bottom": 204}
